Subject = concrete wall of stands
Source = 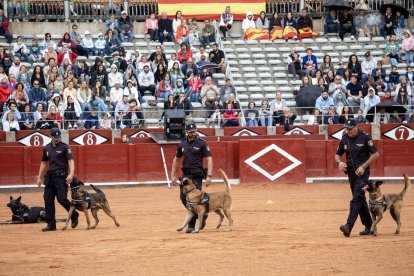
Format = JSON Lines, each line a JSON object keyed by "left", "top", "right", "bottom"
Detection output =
{"left": 0, "top": 123, "right": 413, "bottom": 185}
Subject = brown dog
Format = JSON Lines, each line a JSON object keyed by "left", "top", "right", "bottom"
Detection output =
{"left": 62, "top": 177, "right": 120, "bottom": 230}
{"left": 364, "top": 174, "right": 411, "bottom": 236}
{"left": 177, "top": 169, "right": 233, "bottom": 233}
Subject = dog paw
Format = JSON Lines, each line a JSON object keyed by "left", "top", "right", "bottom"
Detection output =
{"left": 91, "top": 226, "right": 96, "bottom": 229}
{"left": 176, "top": 227, "right": 184, "bottom": 232}
{"left": 62, "top": 227, "right": 67, "bottom": 231}
{"left": 395, "top": 230, "right": 400, "bottom": 234}
{"left": 191, "top": 230, "right": 199, "bottom": 234}
{"left": 115, "top": 223, "right": 120, "bottom": 227}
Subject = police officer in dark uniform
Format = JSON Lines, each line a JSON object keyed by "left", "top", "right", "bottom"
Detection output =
{"left": 171, "top": 121, "right": 213, "bottom": 233}
{"left": 335, "top": 118, "right": 379, "bottom": 237}
{"left": 37, "top": 127, "right": 79, "bottom": 232}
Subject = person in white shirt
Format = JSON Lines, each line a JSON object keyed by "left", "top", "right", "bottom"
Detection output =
{"left": 138, "top": 65, "right": 156, "bottom": 96}
{"left": 219, "top": 6, "right": 233, "bottom": 41}
{"left": 8, "top": 56, "right": 21, "bottom": 77}
{"left": 114, "top": 94, "right": 130, "bottom": 128}
{"left": 108, "top": 64, "right": 123, "bottom": 89}
{"left": 3, "top": 111, "right": 20, "bottom": 131}
{"left": 361, "top": 51, "right": 377, "bottom": 85}
{"left": 242, "top": 12, "right": 256, "bottom": 35}
{"left": 94, "top": 32, "right": 106, "bottom": 56}
{"left": 362, "top": 87, "right": 380, "bottom": 117}
{"left": 193, "top": 46, "right": 209, "bottom": 63}
{"left": 13, "top": 36, "right": 29, "bottom": 62}
{"left": 123, "top": 80, "right": 141, "bottom": 103}
{"left": 270, "top": 90, "right": 287, "bottom": 125}
{"left": 82, "top": 31, "right": 95, "bottom": 57}
{"left": 110, "top": 81, "right": 124, "bottom": 111}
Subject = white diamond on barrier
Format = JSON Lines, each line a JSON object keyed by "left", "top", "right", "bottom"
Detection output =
{"left": 72, "top": 131, "right": 108, "bottom": 145}
{"left": 244, "top": 144, "right": 302, "bottom": 181}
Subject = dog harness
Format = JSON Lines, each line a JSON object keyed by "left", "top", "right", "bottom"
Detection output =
{"left": 71, "top": 192, "right": 92, "bottom": 209}
{"left": 369, "top": 197, "right": 387, "bottom": 212}
{"left": 186, "top": 190, "right": 210, "bottom": 213}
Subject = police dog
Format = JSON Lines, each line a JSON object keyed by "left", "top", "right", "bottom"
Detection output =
{"left": 1, "top": 196, "right": 46, "bottom": 224}
{"left": 177, "top": 168, "right": 233, "bottom": 233}
{"left": 62, "top": 177, "right": 120, "bottom": 230}
{"left": 364, "top": 174, "right": 411, "bottom": 236}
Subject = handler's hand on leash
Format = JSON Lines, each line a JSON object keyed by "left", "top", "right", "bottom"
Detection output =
{"left": 171, "top": 176, "right": 179, "bottom": 186}
{"left": 37, "top": 176, "right": 43, "bottom": 187}
{"left": 338, "top": 162, "right": 347, "bottom": 172}
{"left": 66, "top": 174, "right": 73, "bottom": 185}
{"left": 205, "top": 176, "right": 212, "bottom": 187}
{"left": 355, "top": 166, "right": 365, "bottom": 177}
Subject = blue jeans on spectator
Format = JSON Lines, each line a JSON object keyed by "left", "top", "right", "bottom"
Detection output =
{"left": 0, "top": 33, "right": 13, "bottom": 44}
{"left": 246, "top": 119, "right": 258, "bottom": 127}
{"left": 105, "top": 46, "right": 120, "bottom": 55}
{"left": 361, "top": 73, "right": 369, "bottom": 85}
{"left": 177, "top": 36, "right": 190, "bottom": 45}
{"left": 148, "top": 29, "right": 159, "bottom": 41}
{"left": 84, "top": 47, "right": 95, "bottom": 57}
{"left": 119, "top": 32, "right": 133, "bottom": 42}
{"left": 224, "top": 119, "right": 239, "bottom": 127}
{"left": 79, "top": 102, "right": 90, "bottom": 120}
{"left": 191, "top": 92, "right": 200, "bottom": 103}
{"left": 199, "top": 35, "right": 215, "bottom": 47}
{"left": 159, "top": 31, "right": 173, "bottom": 44}
{"left": 95, "top": 48, "right": 106, "bottom": 56}
{"left": 15, "top": 52, "right": 30, "bottom": 62}
{"left": 324, "top": 23, "right": 340, "bottom": 35}
{"left": 260, "top": 115, "right": 273, "bottom": 126}
{"left": 159, "top": 91, "right": 172, "bottom": 101}
{"left": 405, "top": 51, "right": 413, "bottom": 65}
{"left": 91, "top": 99, "right": 108, "bottom": 119}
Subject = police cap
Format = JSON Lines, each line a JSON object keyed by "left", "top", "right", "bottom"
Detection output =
{"left": 344, "top": 118, "right": 357, "bottom": 129}
{"left": 50, "top": 127, "right": 61, "bottom": 139}
{"left": 185, "top": 121, "right": 197, "bottom": 132}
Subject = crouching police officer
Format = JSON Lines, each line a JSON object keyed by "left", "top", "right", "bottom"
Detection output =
{"left": 171, "top": 121, "right": 213, "bottom": 233}
{"left": 335, "top": 118, "right": 379, "bottom": 237}
{"left": 37, "top": 127, "right": 79, "bottom": 232}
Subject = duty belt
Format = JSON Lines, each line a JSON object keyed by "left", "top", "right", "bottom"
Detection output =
{"left": 47, "top": 169, "right": 67, "bottom": 177}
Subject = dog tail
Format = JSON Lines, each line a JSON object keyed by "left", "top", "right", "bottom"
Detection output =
{"left": 90, "top": 184, "right": 104, "bottom": 194}
{"left": 400, "top": 174, "right": 411, "bottom": 198}
{"left": 219, "top": 169, "right": 231, "bottom": 193}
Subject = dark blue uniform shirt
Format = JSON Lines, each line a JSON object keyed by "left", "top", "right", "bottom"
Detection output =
{"left": 176, "top": 137, "right": 212, "bottom": 170}
{"left": 42, "top": 142, "right": 73, "bottom": 171}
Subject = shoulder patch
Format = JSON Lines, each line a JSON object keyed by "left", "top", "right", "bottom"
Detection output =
{"left": 368, "top": 140, "right": 374, "bottom": 146}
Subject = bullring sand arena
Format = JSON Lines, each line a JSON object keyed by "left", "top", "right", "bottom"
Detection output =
{"left": 1, "top": 182, "right": 413, "bottom": 275}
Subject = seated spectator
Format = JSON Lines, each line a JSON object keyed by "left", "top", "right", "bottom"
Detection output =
{"left": 28, "top": 38, "right": 42, "bottom": 63}
{"left": 118, "top": 11, "right": 133, "bottom": 42}
{"left": 169, "top": 61, "right": 185, "bottom": 87}
{"left": 200, "top": 76, "right": 219, "bottom": 108}
{"left": 149, "top": 45, "right": 167, "bottom": 63}
{"left": 374, "top": 107, "right": 390, "bottom": 124}
{"left": 346, "top": 75, "right": 363, "bottom": 112}
{"left": 242, "top": 12, "right": 256, "bottom": 35}
{"left": 372, "top": 61, "right": 386, "bottom": 82}
{"left": 219, "top": 6, "right": 233, "bottom": 41}
{"left": 200, "top": 19, "right": 215, "bottom": 49}
{"left": 256, "top": 11, "right": 269, "bottom": 31}
{"left": 40, "top": 33, "right": 56, "bottom": 53}
{"left": 394, "top": 10, "right": 405, "bottom": 40}
{"left": 329, "top": 75, "right": 346, "bottom": 98}
{"left": 380, "top": 90, "right": 393, "bottom": 102}
{"left": 168, "top": 53, "right": 181, "bottom": 70}
{"left": 186, "top": 73, "right": 202, "bottom": 102}
{"left": 63, "top": 95, "right": 80, "bottom": 129}
{"left": 296, "top": 8, "right": 313, "bottom": 39}
{"left": 333, "top": 92, "right": 349, "bottom": 115}
{"left": 362, "top": 76, "right": 376, "bottom": 97}
{"left": 175, "top": 20, "right": 190, "bottom": 45}
{"left": 105, "top": 13, "right": 119, "bottom": 36}
{"left": 84, "top": 108, "right": 100, "bottom": 129}
{"left": 172, "top": 78, "right": 185, "bottom": 98}
{"left": 389, "top": 110, "right": 402, "bottom": 123}
{"left": 222, "top": 103, "right": 239, "bottom": 127}
{"left": 91, "top": 80, "right": 108, "bottom": 119}
{"left": 138, "top": 65, "right": 156, "bottom": 96}
{"left": 300, "top": 75, "right": 311, "bottom": 89}
{"left": 114, "top": 95, "right": 129, "bottom": 128}
{"left": 178, "top": 43, "right": 193, "bottom": 65}
{"left": 408, "top": 111, "right": 414, "bottom": 123}
{"left": 13, "top": 36, "right": 29, "bottom": 62}
{"left": 270, "top": 90, "right": 287, "bottom": 125}
{"left": 323, "top": 105, "right": 339, "bottom": 125}
{"left": 57, "top": 44, "right": 78, "bottom": 67}
{"left": 110, "top": 81, "right": 124, "bottom": 110}
{"left": 62, "top": 80, "right": 77, "bottom": 103}
{"left": 402, "top": 31, "right": 414, "bottom": 66}
{"left": 208, "top": 98, "right": 223, "bottom": 127}
{"left": 0, "top": 9, "right": 13, "bottom": 44}
{"left": 159, "top": 94, "right": 176, "bottom": 121}
{"left": 315, "top": 91, "right": 334, "bottom": 115}
{"left": 47, "top": 105, "right": 62, "bottom": 129}
{"left": 406, "top": 66, "right": 414, "bottom": 87}
{"left": 36, "top": 111, "right": 54, "bottom": 129}
{"left": 312, "top": 70, "right": 323, "bottom": 86}
{"left": 209, "top": 43, "right": 226, "bottom": 73}
{"left": 339, "top": 9, "right": 355, "bottom": 40}
{"left": 158, "top": 12, "right": 173, "bottom": 44}
{"left": 48, "top": 93, "right": 64, "bottom": 116}
{"left": 283, "top": 12, "right": 297, "bottom": 40}
{"left": 124, "top": 79, "right": 141, "bottom": 103}
{"left": 44, "top": 46, "right": 57, "bottom": 67}
{"left": 384, "top": 34, "right": 400, "bottom": 64}
{"left": 32, "top": 102, "right": 43, "bottom": 124}
{"left": 269, "top": 12, "right": 283, "bottom": 40}
{"left": 157, "top": 73, "right": 174, "bottom": 101}
{"left": 395, "top": 76, "right": 411, "bottom": 98}
{"left": 99, "top": 112, "right": 112, "bottom": 129}
{"left": 395, "top": 87, "right": 412, "bottom": 120}
{"left": 302, "top": 48, "right": 317, "bottom": 77}
{"left": 324, "top": 10, "right": 340, "bottom": 37}
{"left": 136, "top": 54, "right": 152, "bottom": 73}
{"left": 181, "top": 58, "right": 197, "bottom": 78}
{"left": 91, "top": 63, "right": 109, "bottom": 88}
{"left": 219, "top": 79, "right": 236, "bottom": 104}
{"left": 188, "top": 18, "right": 199, "bottom": 46}
{"left": 176, "top": 92, "right": 193, "bottom": 119}
{"left": 259, "top": 99, "right": 272, "bottom": 126}
{"left": 320, "top": 55, "right": 334, "bottom": 77}
{"left": 125, "top": 98, "right": 144, "bottom": 128}
{"left": 108, "top": 64, "right": 123, "bottom": 89}
{"left": 8, "top": 57, "right": 21, "bottom": 79}
{"left": 388, "top": 66, "right": 400, "bottom": 91}
{"left": 324, "top": 70, "right": 335, "bottom": 87}
{"left": 361, "top": 52, "right": 377, "bottom": 84}
{"left": 347, "top": 54, "right": 362, "bottom": 81}
{"left": 354, "top": 9, "right": 370, "bottom": 39}
{"left": 353, "top": 109, "right": 367, "bottom": 124}
{"left": 145, "top": 12, "right": 159, "bottom": 42}
{"left": 280, "top": 107, "right": 297, "bottom": 130}
{"left": 1, "top": 100, "right": 20, "bottom": 123}
{"left": 172, "top": 10, "right": 183, "bottom": 38}
{"left": 94, "top": 33, "right": 106, "bottom": 56}
{"left": 224, "top": 93, "right": 240, "bottom": 115}
{"left": 28, "top": 80, "right": 46, "bottom": 111}
{"left": 77, "top": 80, "right": 92, "bottom": 119}
{"left": 338, "top": 105, "right": 352, "bottom": 124}
{"left": 105, "top": 29, "right": 121, "bottom": 55}
{"left": 69, "top": 24, "right": 87, "bottom": 57}
{"left": 244, "top": 101, "right": 259, "bottom": 127}
{"left": 287, "top": 48, "right": 302, "bottom": 80}
{"left": 336, "top": 61, "right": 346, "bottom": 76}
{"left": 3, "top": 111, "right": 19, "bottom": 131}
{"left": 383, "top": 7, "right": 395, "bottom": 37}
{"left": 81, "top": 31, "right": 95, "bottom": 57}
{"left": 307, "top": 108, "right": 321, "bottom": 125}
{"left": 19, "top": 103, "right": 34, "bottom": 130}
{"left": 362, "top": 87, "right": 380, "bottom": 117}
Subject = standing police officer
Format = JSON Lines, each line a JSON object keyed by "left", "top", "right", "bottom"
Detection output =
{"left": 335, "top": 118, "right": 379, "bottom": 237}
{"left": 37, "top": 127, "right": 79, "bottom": 232}
{"left": 171, "top": 121, "right": 213, "bottom": 233}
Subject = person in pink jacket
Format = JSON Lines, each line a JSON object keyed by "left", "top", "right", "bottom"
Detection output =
{"left": 145, "top": 12, "right": 159, "bottom": 42}
{"left": 402, "top": 30, "right": 414, "bottom": 65}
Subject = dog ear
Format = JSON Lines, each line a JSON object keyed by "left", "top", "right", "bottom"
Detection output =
{"left": 10, "top": 196, "right": 13, "bottom": 200}
{"left": 375, "top": 181, "right": 383, "bottom": 187}
{"left": 16, "top": 196, "right": 21, "bottom": 202}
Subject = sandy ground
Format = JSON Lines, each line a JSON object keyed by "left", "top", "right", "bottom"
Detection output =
{"left": 0, "top": 182, "right": 413, "bottom": 276}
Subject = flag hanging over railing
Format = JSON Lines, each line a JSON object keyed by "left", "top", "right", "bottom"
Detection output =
{"left": 158, "top": 0, "right": 266, "bottom": 20}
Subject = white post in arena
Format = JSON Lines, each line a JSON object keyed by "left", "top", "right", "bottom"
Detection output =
{"left": 160, "top": 147, "right": 171, "bottom": 189}
{"left": 64, "top": 0, "right": 70, "bottom": 22}
{"left": 300, "top": 0, "right": 305, "bottom": 10}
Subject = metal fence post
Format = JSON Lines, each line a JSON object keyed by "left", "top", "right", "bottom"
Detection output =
{"left": 123, "top": 0, "right": 129, "bottom": 12}
{"left": 3, "top": 0, "right": 8, "bottom": 17}
{"left": 300, "top": 0, "right": 304, "bottom": 11}
{"left": 64, "top": 0, "right": 70, "bottom": 22}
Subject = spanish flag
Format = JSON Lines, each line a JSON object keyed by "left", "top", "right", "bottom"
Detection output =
{"left": 158, "top": 0, "right": 265, "bottom": 20}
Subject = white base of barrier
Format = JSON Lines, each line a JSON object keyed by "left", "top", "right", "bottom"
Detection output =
{"left": 306, "top": 176, "right": 413, "bottom": 184}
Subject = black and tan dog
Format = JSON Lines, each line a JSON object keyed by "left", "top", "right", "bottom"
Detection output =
{"left": 62, "top": 177, "right": 120, "bottom": 230}
{"left": 177, "top": 168, "right": 233, "bottom": 233}
{"left": 364, "top": 174, "right": 411, "bottom": 236}
{"left": 1, "top": 196, "right": 47, "bottom": 224}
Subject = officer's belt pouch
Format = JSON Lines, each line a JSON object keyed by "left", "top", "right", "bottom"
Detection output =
{"left": 182, "top": 168, "right": 206, "bottom": 179}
